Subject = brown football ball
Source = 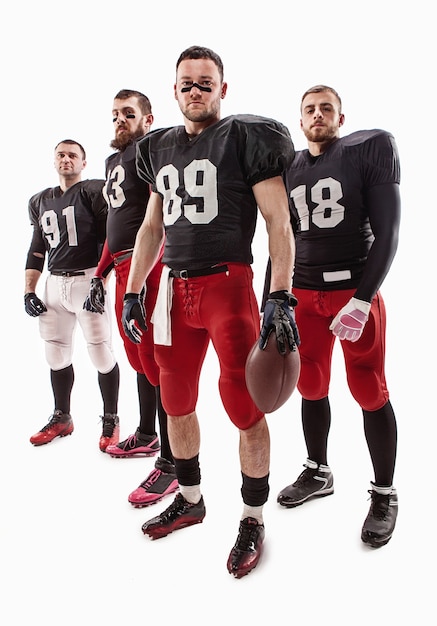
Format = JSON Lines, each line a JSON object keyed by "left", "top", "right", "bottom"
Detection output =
{"left": 245, "top": 333, "right": 300, "bottom": 413}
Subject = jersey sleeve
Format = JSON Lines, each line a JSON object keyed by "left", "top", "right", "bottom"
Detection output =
{"left": 136, "top": 135, "right": 155, "bottom": 187}
{"left": 82, "top": 179, "right": 108, "bottom": 244}
{"left": 25, "top": 193, "right": 47, "bottom": 272}
{"left": 235, "top": 116, "right": 296, "bottom": 187}
{"left": 361, "top": 131, "right": 401, "bottom": 187}
{"left": 94, "top": 239, "right": 114, "bottom": 278}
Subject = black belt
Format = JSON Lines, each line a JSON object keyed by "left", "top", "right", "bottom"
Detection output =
{"left": 113, "top": 249, "right": 133, "bottom": 266}
{"left": 51, "top": 270, "right": 86, "bottom": 277}
{"left": 169, "top": 265, "right": 228, "bottom": 279}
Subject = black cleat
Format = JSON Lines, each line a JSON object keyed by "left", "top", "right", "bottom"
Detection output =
{"left": 227, "top": 517, "right": 265, "bottom": 579}
{"left": 277, "top": 459, "right": 334, "bottom": 507}
{"left": 142, "top": 493, "right": 206, "bottom": 539}
{"left": 361, "top": 487, "right": 398, "bottom": 548}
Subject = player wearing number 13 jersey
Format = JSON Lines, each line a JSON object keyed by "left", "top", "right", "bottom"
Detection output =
{"left": 122, "top": 46, "right": 298, "bottom": 578}
{"left": 84, "top": 90, "right": 178, "bottom": 508}
{"left": 275, "top": 85, "right": 401, "bottom": 549}
{"left": 24, "top": 140, "right": 120, "bottom": 452}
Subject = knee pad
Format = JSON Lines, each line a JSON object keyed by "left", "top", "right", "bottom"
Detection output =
{"left": 45, "top": 341, "right": 72, "bottom": 370}
{"left": 87, "top": 342, "right": 117, "bottom": 374}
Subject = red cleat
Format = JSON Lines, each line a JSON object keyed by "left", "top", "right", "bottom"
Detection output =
{"left": 99, "top": 414, "right": 120, "bottom": 452}
{"left": 30, "top": 410, "right": 74, "bottom": 446}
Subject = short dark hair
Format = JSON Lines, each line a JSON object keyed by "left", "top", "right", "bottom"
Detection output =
{"left": 301, "top": 85, "right": 342, "bottom": 113}
{"left": 55, "top": 139, "right": 86, "bottom": 160}
{"left": 113, "top": 89, "right": 152, "bottom": 115}
{"left": 176, "top": 46, "right": 224, "bottom": 82}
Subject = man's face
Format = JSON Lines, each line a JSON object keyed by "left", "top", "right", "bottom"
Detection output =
{"left": 174, "top": 58, "right": 226, "bottom": 124}
{"left": 54, "top": 143, "right": 85, "bottom": 177}
{"left": 300, "top": 92, "right": 344, "bottom": 144}
{"left": 111, "top": 96, "right": 152, "bottom": 150}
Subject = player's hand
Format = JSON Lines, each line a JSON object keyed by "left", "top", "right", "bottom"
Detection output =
{"left": 122, "top": 290, "right": 147, "bottom": 344}
{"left": 24, "top": 292, "right": 47, "bottom": 317}
{"left": 330, "top": 297, "right": 371, "bottom": 342}
{"left": 259, "top": 290, "right": 300, "bottom": 355}
{"left": 83, "top": 277, "right": 105, "bottom": 314}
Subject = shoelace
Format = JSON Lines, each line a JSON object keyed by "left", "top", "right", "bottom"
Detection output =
{"left": 159, "top": 494, "right": 191, "bottom": 522}
{"left": 40, "top": 413, "right": 65, "bottom": 431}
{"left": 294, "top": 467, "right": 317, "bottom": 486}
{"left": 235, "top": 522, "right": 260, "bottom": 551}
{"left": 101, "top": 417, "right": 117, "bottom": 437}
{"left": 118, "top": 433, "right": 138, "bottom": 450}
{"left": 117, "top": 433, "right": 155, "bottom": 451}
{"left": 368, "top": 491, "right": 390, "bottom": 520}
{"left": 139, "top": 469, "right": 162, "bottom": 489}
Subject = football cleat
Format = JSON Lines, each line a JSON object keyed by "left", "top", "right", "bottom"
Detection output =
{"left": 361, "top": 486, "right": 398, "bottom": 548}
{"left": 227, "top": 517, "right": 265, "bottom": 578}
{"left": 30, "top": 410, "right": 74, "bottom": 446}
{"left": 128, "top": 457, "right": 179, "bottom": 507}
{"left": 142, "top": 493, "right": 206, "bottom": 539}
{"left": 106, "top": 428, "right": 160, "bottom": 458}
{"left": 99, "top": 414, "right": 120, "bottom": 452}
{"left": 277, "top": 459, "right": 334, "bottom": 507}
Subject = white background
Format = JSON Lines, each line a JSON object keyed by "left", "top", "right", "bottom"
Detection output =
{"left": 2, "top": 1, "right": 434, "bottom": 624}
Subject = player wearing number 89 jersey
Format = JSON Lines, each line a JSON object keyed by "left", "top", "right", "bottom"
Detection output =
{"left": 25, "top": 139, "right": 120, "bottom": 451}
{"left": 123, "top": 46, "right": 298, "bottom": 578}
{"left": 136, "top": 114, "right": 292, "bottom": 270}
{"left": 273, "top": 85, "right": 401, "bottom": 549}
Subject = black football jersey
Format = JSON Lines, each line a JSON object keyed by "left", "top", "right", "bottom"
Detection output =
{"left": 26, "top": 179, "right": 107, "bottom": 272}
{"left": 285, "top": 129, "right": 400, "bottom": 290}
{"left": 136, "top": 114, "right": 295, "bottom": 270}
{"left": 103, "top": 140, "right": 151, "bottom": 254}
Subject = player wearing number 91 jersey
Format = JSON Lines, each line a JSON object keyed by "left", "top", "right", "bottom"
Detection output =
{"left": 25, "top": 140, "right": 120, "bottom": 452}
{"left": 28, "top": 179, "right": 107, "bottom": 272}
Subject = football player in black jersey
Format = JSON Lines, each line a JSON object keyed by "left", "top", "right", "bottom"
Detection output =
{"left": 122, "top": 46, "right": 299, "bottom": 578}
{"left": 25, "top": 140, "right": 121, "bottom": 451}
{"left": 84, "top": 89, "right": 178, "bottom": 507}
{"left": 274, "top": 85, "right": 401, "bottom": 548}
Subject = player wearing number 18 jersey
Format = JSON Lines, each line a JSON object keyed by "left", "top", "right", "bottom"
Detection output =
{"left": 25, "top": 140, "right": 120, "bottom": 451}
{"left": 274, "top": 85, "right": 401, "bottom": 548}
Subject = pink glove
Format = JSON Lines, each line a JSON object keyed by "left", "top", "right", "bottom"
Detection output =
{"left": 329, "top": 297, "right": 371, "bottom": 342}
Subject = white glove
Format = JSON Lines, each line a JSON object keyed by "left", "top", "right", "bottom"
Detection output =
{"left": 329, "top": 297, "right": 371, "bottom": 342}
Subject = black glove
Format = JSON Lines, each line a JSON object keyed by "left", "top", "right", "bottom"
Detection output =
{"left": 259, "top": 290, "right": 300, "bottom": 355}
{"left": 83, "top": 277, "right": 105, "bottom": 314}
{"left": 122, "top": 290, "right": 147, "bottom": 344}
{"left": 24, "top": 292, "right": 47, "bottom": 317}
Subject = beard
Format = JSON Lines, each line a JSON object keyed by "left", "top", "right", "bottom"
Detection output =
{"left": 110, "top": 126, "right": 144, "bottom": 151}
{"left": 181, "top": 99, "right": 220, "bottom": 124}
{"left": 303, "top": 124, "right": 338, "bottom": 144}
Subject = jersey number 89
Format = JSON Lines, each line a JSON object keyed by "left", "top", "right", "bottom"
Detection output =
{"left": 156, "top": 160, "right": 218, "bottom": 225}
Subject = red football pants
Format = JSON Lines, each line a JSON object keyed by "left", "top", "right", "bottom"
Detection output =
{"left": 155, "top": 263, "right": 264, "bottom": 429}
{"left": 114, "top": 256, "right": 162, "bottom": 386}
{"left": 294, "top": 288, "right": 390, "bottom": 411}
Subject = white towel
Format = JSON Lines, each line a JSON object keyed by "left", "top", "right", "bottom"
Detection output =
{"left": 151, "top": 266, "right": 174, "bottom": 345}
